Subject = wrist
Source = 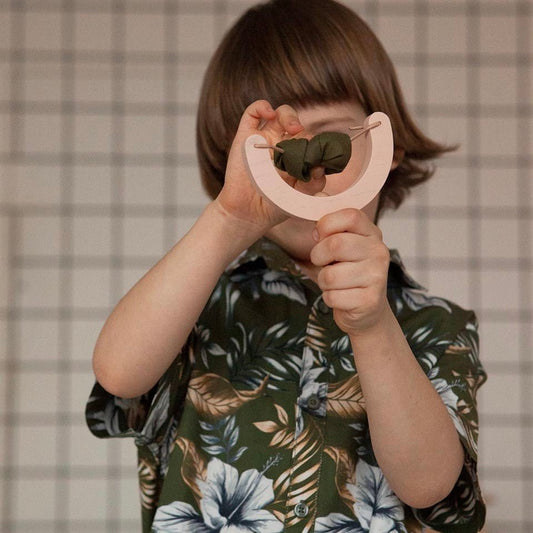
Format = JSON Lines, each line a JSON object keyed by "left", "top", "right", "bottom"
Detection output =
{"left": 202, "top": 200, "right": 268, "bottom": 256}
{"left": 348, "top": 303, "right": 399, "bottom": 353}
{"left": 347, "top": 305, "right": 417, "bottom": 379}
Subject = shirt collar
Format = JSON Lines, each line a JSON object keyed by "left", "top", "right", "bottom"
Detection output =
{"left": 387, "top": 249, "right": 425, "bottom": 290}
{"left": 227, "top": 238, "right": 424, "bottom": 291}
{"left": 227, "top": 238, "right": 305, "bottom": 278}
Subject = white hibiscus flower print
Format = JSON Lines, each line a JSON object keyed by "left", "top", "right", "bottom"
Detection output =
{"left": 152, "top": 458, "right": 283, "bottom": 532}
{"left": 315, "top": 459, "right": 407, "bottom": 533}
{"left": 401, "top": 287, "right": 452, "bottom": 314}
{"left": 427, "top": 367, "right": 472, "bottom": 453}
{"left": 294, "top": 346, "right": 327, "bottom": 437}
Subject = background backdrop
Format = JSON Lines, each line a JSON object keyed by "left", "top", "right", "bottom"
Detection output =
{"left": 0, "top": 0, "right": 531, "bottom": 532}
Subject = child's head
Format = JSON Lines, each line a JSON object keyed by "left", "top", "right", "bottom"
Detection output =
{"left": 196, "top": 0, "right": 453, "bottom": 218}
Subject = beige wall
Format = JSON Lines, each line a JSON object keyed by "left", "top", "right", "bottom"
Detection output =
{"left": 0, "top": 1, "right": 531, "bottom": 531}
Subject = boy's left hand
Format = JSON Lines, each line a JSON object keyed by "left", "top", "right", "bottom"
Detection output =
{"left": 310, "top": 208, "right": 391, "bottom": 336}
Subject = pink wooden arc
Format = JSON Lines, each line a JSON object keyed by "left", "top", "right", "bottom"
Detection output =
{"left": 244, "top": 112, "right": 394, "bottom": 221}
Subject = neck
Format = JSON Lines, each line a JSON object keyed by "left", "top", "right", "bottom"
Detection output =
{"left": 294, "top": 259, "right": 321, "bottom": 283}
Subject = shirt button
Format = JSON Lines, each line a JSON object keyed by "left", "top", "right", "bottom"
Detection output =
{"left": 307, "top": 394, "right": 321, "bottom": 410}
{"left": 294, "top": 501, "right": 309, "bottom": 518}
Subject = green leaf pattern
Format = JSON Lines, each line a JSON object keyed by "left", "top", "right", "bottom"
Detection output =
{"left": 86, "top": 242, "right": 487, "bottom": 533}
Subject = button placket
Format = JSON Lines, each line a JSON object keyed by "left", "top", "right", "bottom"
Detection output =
{"left": 283, "top": 295, "right": 330, "bottom": 530}
{"left": 299, "top": 296, "right": 332, "bottom": 419}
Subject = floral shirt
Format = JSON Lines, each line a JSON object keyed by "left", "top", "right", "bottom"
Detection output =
{"left": 86, "top": 239, "right": 487, "bottom": 533}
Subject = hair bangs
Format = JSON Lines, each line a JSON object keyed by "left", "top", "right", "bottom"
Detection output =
{"left": 234, "top": 2, "right": 366, "bottom": 111}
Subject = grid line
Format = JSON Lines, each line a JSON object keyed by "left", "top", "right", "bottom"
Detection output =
{"left": 101, "top": 1, "right": 127, "bottom": 529}
{"left": 55, "top": 1, "right": 76, "bottom": 529}
{"left": 515, "top": 0, "right": 533, "bottom": 524}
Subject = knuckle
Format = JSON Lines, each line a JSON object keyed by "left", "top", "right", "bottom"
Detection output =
{"left": 327, "top": 234, "right": 343, "bottom": 256}
{"left": 346, "top": 209, "right": 360, "bottom": 227}
{"left": 250, "top": 99, "right": 269, "bottom": 112}
{"left": 276, "top": 104, "right": 297, "bottom": 123}
{"left": 316, "top": 217, "right": 328, "bottom": 237}
{"left": 372, "top": 241, "right": 389, "bottom": 263}
{"left": 309, "top": 246, "right": 320, "bottom": 266}
{"left": 378, "top": 244, "right": 390, "bottom": 267}
{"left": 276, "top": 103, "right": 296, "bottom": 114}
{"left": 322, "top": 291, "right": 335, "bottom": 308}
{"left": 322, "top": 267, "right": 336, "bottom": 287}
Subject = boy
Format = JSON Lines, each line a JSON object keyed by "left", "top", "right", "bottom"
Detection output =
{"left": 87, "top": 1, "right": 487, "bottom": 531}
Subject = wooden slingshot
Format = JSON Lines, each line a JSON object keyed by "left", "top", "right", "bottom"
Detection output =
{"left": 243, "top": 111, "right": 394, "bottom": 221}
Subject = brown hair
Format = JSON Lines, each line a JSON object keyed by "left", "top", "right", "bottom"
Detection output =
{"left": 196, "top": 0, "right": 455, "bottom": 218}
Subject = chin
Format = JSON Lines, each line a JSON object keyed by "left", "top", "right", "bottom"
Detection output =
{"left": 266, "top": 218, "right": 316, "bottom": 261}
{"left": 287, "top": 241, "right": 314, "bottom": 262}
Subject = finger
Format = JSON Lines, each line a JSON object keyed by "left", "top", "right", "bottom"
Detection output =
{"left": 310, "top": 232, "right": 370, "bottom": 267}
{"left": 275, "top": 104, "right": 304, "bottom": 136}
{"left": 240, "top": 100, "right": 277, "bottom": 132}
{"left": 317, "top": 262, "right": 371, "bottom": 291}
{"left": 309, "top": 166, "right": 326, "bottom": 181}
{"left": 279, "top": 164, "right": 326, "bottom": 196}
{"left": 316, "top": 208, "right": 380, "bottom": 241}
{"left": 293, "top": 174, "right": 327, "bottom": 196}
{"left": 322, "top": 287, "right": 370, "bottom": 312}
{"left": 255, "top": 104, "right": 303, "bottom": 148}
{"left": 275, "top": 165, "right": 326, "bottom": 196}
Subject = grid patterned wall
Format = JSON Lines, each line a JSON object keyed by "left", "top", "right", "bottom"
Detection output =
{"left": 0, "top": 1, "right": 531, "bottom": 532}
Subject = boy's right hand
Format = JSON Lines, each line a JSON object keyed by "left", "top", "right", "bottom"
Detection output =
{"left": 214, "top": 100, "right": 326, "bottom": 236}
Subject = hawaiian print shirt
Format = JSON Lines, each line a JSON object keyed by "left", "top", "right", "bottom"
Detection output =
{"left": 86, "top": 239, "right": 487, "bottom": 533}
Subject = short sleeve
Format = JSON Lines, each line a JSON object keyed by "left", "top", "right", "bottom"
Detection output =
{"left": 413, "top": 313, "right": 487, "bottom": 532}
{"left": 85, "top": 338, "right": 193, "bottom": 446}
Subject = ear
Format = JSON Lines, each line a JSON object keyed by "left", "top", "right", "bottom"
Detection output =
{"left": 390, "top": 147, "right": 405, "bottom": 171}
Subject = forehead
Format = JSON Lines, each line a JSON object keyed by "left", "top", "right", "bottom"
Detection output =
{"left": 295, "top": 101, "right": 367, "bottom": 130}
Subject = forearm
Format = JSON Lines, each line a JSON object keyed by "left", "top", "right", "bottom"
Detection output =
{"left": 349, "top": 305, "right": 464, "bottom": 509}
{"left": 93, "top": 201, "right": 265, "bottom": 398}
